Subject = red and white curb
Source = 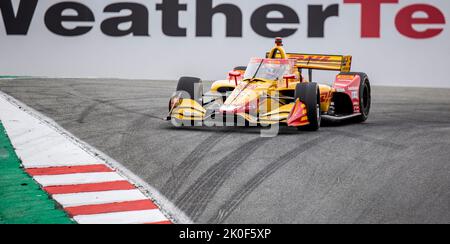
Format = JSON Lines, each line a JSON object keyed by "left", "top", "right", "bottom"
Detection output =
{"left": 27, "top": 165, "right": 170, "bottom": 224}
{"left": 0, "top": 91, "right": 192, "bottom": 224}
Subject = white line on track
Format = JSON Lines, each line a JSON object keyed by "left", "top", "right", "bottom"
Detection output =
{"left": 34, "top": 172, "right": 125, "bottom": 187}
{"left": 53, "top": 189, "right": 148, "bottom": 208}
{"left": 74, "top": 209, "right": 168, "bottom": 224}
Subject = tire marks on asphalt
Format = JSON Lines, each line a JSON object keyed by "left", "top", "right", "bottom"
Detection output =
{"left": 119, "top": 114, "right": 156, "bottom": 164}
{"left": 91, "top": 98, "right": 163, "bottom": 121}
{"left": 334, "top": 130, "right": 406, "bottom": 150}
{"left": 77, "top": 102, "right": 99, "bottom": 124}
{"left": 208, "top": 135, "right": 334, "bottom": 224}
{"left": 176, "top": 137, "right": 270, "bottom": 221}
{"left": 162, "top": 133, "right": 229, "bottom": 199}
{"left": 63, "top": 84, "right": 165, "bottom": 122}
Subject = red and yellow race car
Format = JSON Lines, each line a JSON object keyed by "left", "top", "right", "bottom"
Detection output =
{"left": 167, "top": 38, "right": 371, "bottom": 131}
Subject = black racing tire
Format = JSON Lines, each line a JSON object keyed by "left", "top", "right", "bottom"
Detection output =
{"left": 176, "top": 76, "right": 203, "bottom": 105}
{"left": 339, "top": 72, "right": 371, "bottom": 122}
{"left": 233, "top": 66, "right": 247, "bottom": 72}
{"left": 171, "top": 77, "right": 204, "bottom": 127}
{"left": 295, "top": 82, "right": 321, "bottom": 131}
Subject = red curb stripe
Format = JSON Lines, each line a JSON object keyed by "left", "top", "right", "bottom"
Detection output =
{"left": 44, "top": 181, "right": 135, "bottom": 195}
{"left": 26, "top": 164, "right": 113, "bottom": 176}
{"left": 65, "top": 199, "right": 158, "bottom": 217}
{"left": 146, "top": 220, "right": 173, "bottom": 224}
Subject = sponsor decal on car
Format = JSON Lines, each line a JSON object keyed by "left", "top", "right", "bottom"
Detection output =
{"left": 337, "top": 75, "right": 356, "bottom": 81}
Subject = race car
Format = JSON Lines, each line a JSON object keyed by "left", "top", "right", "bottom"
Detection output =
{"left": 167, "top": 38, "right": 371, "bottom": 131}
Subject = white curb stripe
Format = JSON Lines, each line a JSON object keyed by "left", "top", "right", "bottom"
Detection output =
{"left": 34, "top": 172, "right": 125, "bottom": 187}
{"left": 74, "top": 209, "right": 168, "bottom": 224}
{"left": 22, "top": 161, "right": 100, "bottom": 169}
{"left": 53, "top": 190, "right": 148, "bottom": 208}
{"left": 0, "top": 97, "right": 102, "bottom": 168}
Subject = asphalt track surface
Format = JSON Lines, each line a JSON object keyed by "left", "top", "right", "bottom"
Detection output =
{"left": 0, "top": 78, "right": 449, "bottom": 224}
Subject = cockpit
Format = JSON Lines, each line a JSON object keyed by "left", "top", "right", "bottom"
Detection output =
{"left": 243, "top": 58, "right": 295, "bottom": 82}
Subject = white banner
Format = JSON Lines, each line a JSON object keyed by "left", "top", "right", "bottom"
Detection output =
{"left": 1, "top": 0, "right": 449, "bottom": 87}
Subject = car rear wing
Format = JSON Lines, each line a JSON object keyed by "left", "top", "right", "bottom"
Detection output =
{"left": 266, "top": 53, "right": 352, "bottom": 72}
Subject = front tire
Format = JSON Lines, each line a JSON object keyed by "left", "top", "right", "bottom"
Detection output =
{"left": 176, "top": 76, "right": 203, "bottom": 105}
{"left": 170, "top": 77, "right": 204, "bottom": 126}
{"left": 295, "top": 82, "right": 321, "bottom": 131}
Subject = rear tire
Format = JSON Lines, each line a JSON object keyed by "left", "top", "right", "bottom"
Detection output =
{"left": 295, "top": 82, "right": 321, "bottom": 131}
{"left": 339, "top": 72, "right": 371, "bottom": 122}
{"left": 357, "top": 75, "right": 371, "bottom": 122}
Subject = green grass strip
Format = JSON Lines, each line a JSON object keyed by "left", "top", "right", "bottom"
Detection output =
{"left": 0, "top": 76, "right": 18, "bottom": 79}
{"left": 0, "top": 121, "right": 74, "bottom": 224}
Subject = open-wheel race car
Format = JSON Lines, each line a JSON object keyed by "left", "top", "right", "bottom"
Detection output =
{"left": 167, "top": 38, "right": 371, "bottom": 131}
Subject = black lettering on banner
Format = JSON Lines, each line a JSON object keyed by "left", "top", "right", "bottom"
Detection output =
{"left": 251, "top": 4, "right": 300, "bottom": 38}
{"left": 196, "top": 0, "right": 242, "bottom": 37}
{"left": 44, "top": 2, "right": 94, "bottom": 36}
{"left": 101, "top": 3, "right": 149, "bottom": 37}
{"left": 156, "top": 0, "right": 187, "bottom": 37}
{"left": 308, "top": 4, "right": 339, "bottom": 37}
{"left": 0, "top": 0, "right": 38, "bottom": 35}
